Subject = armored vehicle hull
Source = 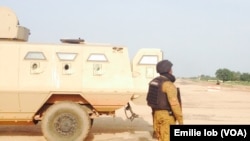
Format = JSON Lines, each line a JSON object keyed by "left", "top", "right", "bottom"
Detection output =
{"left": 0, "top": 6, "right": 163, "bottom": 141}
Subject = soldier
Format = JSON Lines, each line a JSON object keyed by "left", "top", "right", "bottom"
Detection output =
{"left": 147, "top": 60, "right": 183, "bottom": 141}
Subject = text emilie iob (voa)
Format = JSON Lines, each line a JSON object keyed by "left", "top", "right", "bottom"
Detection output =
{"left": 170, "top": 125, "right": 249, "bottom": 141}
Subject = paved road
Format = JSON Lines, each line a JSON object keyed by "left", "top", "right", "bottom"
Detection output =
{"left": 1, "top": 79, "right": 250, "bottom": 141}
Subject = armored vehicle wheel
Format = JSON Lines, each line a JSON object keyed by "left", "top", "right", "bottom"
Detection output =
{"left": 41, "top": 101, "right": 91, "bottom": 141}
{"left": 81, "top": 106, "right": 94, "bottom": 126}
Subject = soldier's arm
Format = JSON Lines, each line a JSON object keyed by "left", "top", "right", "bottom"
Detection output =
{"left": 163, "top": 82, "right": 183, "bottom": 124}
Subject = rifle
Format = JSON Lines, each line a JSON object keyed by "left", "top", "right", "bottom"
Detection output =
{"left": 177, "top": 87, "right": 182, "bottom": 109}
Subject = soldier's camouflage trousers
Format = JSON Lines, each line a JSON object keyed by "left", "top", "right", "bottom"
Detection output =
{"left": 154, "top": 110, "right": 176, "bottom": 141}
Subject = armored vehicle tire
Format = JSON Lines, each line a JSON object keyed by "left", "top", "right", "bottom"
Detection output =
{"left": 41, "top": 101, "right": 91, "bottom": 141}
{"left": 81, "top": 106, "right": 94, "bottom": 126}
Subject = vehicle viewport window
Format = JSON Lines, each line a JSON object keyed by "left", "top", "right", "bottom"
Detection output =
{"left": 56, "top": 52, "right": 77, "bottom": 61}
{"left": 24, "top": 52, "right": 46, "bottom": 60}
{"left": 87, "top": 54, "right": 108, "bottom": 62}
{"left": 139, "top": 55, "right": 158, "bottom": 65}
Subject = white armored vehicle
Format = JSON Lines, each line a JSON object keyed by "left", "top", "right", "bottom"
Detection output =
{"left": 0, "top": 7, "right": 163, "bottom": 141}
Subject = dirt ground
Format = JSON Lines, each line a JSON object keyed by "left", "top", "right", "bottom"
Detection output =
{"left": 0, "top": 79, "right": 250, "bottom": 141}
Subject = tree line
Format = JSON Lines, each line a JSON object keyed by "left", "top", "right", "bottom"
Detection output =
{"left": 198, "top": 68, "right": 250, "bottom": 83}
{"left": 215, "top": 68, "right": 250, "bottom": 82}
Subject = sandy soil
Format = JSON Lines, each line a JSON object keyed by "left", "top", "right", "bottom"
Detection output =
{"left": 0, "top": 79, "right": 250, "bottom": 141}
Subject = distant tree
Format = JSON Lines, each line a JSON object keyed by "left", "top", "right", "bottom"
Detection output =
{"left": 200, "top": 74, "right": 216, "bottom": 80}
{"left": 240, "top": 73, "right": 250, "bottom": 82}
{"left": 215, "top": 68, "right": 232, "bottom": 82}
{"left": 231, "top": 71, "right": 241, "bottom": 81}
{"left": 200, "top": 74, "right": 208, "bottom": 80}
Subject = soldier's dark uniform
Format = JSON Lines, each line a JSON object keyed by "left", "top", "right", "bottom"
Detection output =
{"left": 147, "top": 60, "right": 183, "bottom": 141}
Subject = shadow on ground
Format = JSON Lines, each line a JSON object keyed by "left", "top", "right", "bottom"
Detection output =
{"left": 0, "top": 115, "right": 155, "bottom": 141}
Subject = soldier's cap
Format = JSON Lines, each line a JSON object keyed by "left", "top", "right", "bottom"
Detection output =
{"left": 156, "top": 60, "right": 173, "bottom": 74}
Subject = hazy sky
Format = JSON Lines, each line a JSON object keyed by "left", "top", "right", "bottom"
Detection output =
{"left": 1, "top": 0, "right": 250, "bottom": 77}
